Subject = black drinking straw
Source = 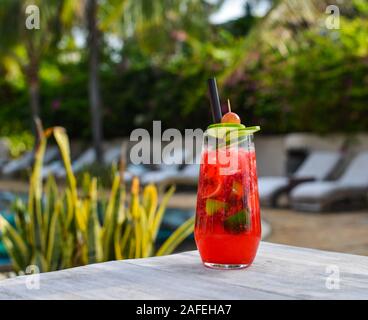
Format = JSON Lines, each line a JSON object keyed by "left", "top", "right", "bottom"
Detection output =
{"left": 208, "top": 78, "right": 222, "bottom": 123}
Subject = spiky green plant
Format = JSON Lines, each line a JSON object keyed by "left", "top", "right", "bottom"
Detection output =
{"left": 0, "top": 126, "right": 194, "bottom": 273}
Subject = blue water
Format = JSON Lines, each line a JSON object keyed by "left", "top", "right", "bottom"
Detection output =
{"left": 158, "top": 207, "right": 195, "bottom": 242}
{"left": 0, "top": 192, "right": 20, "bottom": 260}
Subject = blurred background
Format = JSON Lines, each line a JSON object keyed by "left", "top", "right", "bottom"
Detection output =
{"left": 0, "top": 0, "right": 368, "bottom": 276}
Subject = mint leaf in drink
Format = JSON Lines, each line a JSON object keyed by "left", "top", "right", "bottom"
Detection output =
{"left": 205, "top": 199, "right": 227, "bottom": 216}
{"left": 224, "top": 209, "right": 250, "bottom": 233}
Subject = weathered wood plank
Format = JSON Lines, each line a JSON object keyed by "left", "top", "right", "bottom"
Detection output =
{"left": 0, "top": 242, "right": 367, "bottom": 300}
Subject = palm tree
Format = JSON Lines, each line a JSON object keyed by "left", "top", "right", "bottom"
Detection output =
{"left": 79, "top": 0, "right": 221, "bottom": 163}
{"left": 221, "top": 0, "right": 354, "bottom": 82}
{"left": 244, "top": 0, "right": 353, "bottom": 55}
{"left": 86, "top": 0, "right": 104, "bottom": 163}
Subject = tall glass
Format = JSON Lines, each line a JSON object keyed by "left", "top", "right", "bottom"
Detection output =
{"left": 194, "top": 124, "right": 261, "bottom": 269}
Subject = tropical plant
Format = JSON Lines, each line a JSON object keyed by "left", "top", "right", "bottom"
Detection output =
{"left": 0, "top": 125, "right": 194, "bottom": 273}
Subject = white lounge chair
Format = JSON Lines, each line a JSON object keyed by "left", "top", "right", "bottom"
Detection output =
{"left": 145, "top": 150, "right": 201, "bottom": 190}
{"left": 41, "top": 161, "right": 64, "bottom": 180}
{"left": 56, "top": 148, "right": 96, "bottom": 178}
{"left": 140, "top": 147, "right": 190, "bottom": 185}
{"left": 43, "top": 146, "right": 59, "bottom": 164}
{"left": 123, "top": 164, "right": 150, "bottom": 183}
{"left": 2, "top": 152, "right": 34, "bottom": 175}
{"left": 258, "top": 151, "right": 342, "bottom": 207}
{"left": 44, "top": 145, "right": 124, "bottom": 179}
{"left": 290, "top": 151, "right": 368, "bottom": 212}
{"left": 103, "top": 145, "right": 122, "bottom": 165}
{"left": 2, "top": 146, "right": 58, "bottom": 176}
{"left": 158, "top": 162, "right": 200, "bottom": 191}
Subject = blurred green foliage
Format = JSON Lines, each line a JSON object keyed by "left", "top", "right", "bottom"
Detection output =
{"left": 0, "top": 29, "right": 240, "bottom": 138}
{"left": 0, "top": 0, "right": 367, "bottom": 144}
{"left": 224, "top": 1, "right": 368, "bottom": 133}
{"left": 0, "top": 115, "right": 34, "bottom": 158}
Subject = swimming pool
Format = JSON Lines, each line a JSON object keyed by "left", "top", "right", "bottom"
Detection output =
{"left": 158, "top": 207, "right": 195, "bottom": 242}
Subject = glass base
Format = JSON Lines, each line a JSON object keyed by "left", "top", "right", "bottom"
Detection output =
{"left": 204, "top": 262, "right": 250, "bottom": 270}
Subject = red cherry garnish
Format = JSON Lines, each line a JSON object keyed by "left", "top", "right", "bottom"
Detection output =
{"left": 221, "top": 112, "right": 241, "bottom": 124}
{"left": 221, "top": 99, "right": 241, "bottom": 124}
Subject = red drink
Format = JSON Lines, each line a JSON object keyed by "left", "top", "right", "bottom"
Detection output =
{"left": 195, "top": 127, "right": 261, "bottom": 269}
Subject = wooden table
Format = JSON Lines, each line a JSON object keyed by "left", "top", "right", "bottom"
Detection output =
{"left": 0, "top": 242, "right": 367, "bottom": 300}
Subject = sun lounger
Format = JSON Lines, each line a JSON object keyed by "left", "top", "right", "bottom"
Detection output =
{"left": 103, "top": 145, "right": 122, "bottom": 165}
{"left": 139, "top": 147, "right": 190, "bottom": 185}
{"left": 158, "top": 162, "right": 200, "bottom": 191}
{"left": 2, "top": 146, "right": 58, "bottom": 176}
{"left": 146, "top": 150, "right": 201, "bottom": 190}
{"left": 258, "top": 151, "right": 342, "bottom": 207}
{"left": 123, "top": 163, "right": 150, "bottom": 180}
{"left": 1, "top": 152, "right": 34, "bottom": 175}
{"left": 44, "top": 144, "right": 124, "bottom": 179}
{"left": 56, "top": 148, "right": 96, "bottom": 178}
{"left": 140, "top": 166, "right": 178, "bottom": 185}
{"left": 290, "top": 151, "right": 368, "bottom": 212}
{"left": 41, "top": 161, "right": 64, "bottom": 180}
{"left": 43, "top": 146, "right": 59, "bottom": 164}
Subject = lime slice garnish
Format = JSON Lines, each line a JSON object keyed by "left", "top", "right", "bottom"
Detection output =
{"left": 208, "top": 123, "right": 246, "bottom": 130}
{"left": 224, "top": 126, "right": 260, "bottom": 143}
{"left": 207, "top": 124, "right": 260, "bottom": 139}
{"left": 215, "top": 126, "right": 261, "bottom": 149}
{"left": 207, "top": 124, "right": 245, "bottom": 140}
{"left": 240, "top": 126, "right": 261, "bottom": 134}
{"left": 207, "top": 123, "right": 261, "bottom": 149}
